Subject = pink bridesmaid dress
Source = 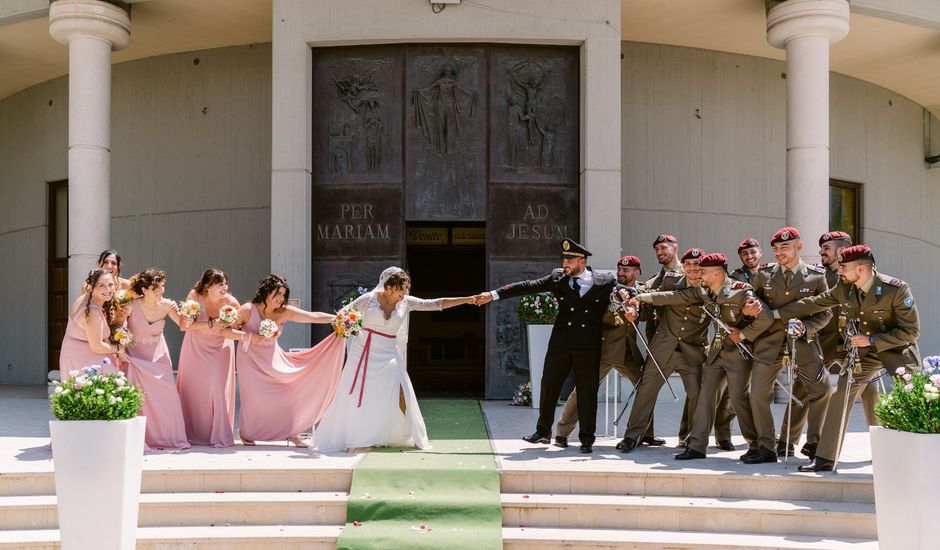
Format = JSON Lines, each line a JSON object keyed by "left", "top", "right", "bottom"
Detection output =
{"left": 59, "top": 302, "right": 118, "bottom": 378}
{"left": 176, "top": 295, "right": 236, "bottom": 447}
{"left": 125, "top": 301, "right": 190, "bottom": 450}
{"left": 235, "top": 304, "right": 345, "bottom": 443}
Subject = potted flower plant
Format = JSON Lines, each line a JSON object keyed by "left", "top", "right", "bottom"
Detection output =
{"left": 518, "top": 292, "right": 558, "bottom": 408}
{"left": 870, "top": 356, "right": 940, "bottom": 550}
{"left": 49, "top": 360, "right": 146, "bottom": 550}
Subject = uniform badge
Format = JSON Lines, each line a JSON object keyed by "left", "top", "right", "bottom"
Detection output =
{"left": 801, "top": 266, "right": 808, "bottom": 277}
{"left": 876, "top": 286, "right": 883, "bottom": 297}
{"left": 781, "top": 230, "right": 791, "bottom": 240}
{"left": 904, "top": 296, "right": 914, "bottom": 308}
{"left": 722, "top": 287, "right": 731, "bottom": 297}
{"left": 838, "top": 312, "right": 847, "bottom": 330}
{"left": 886, "top": 277, "right": 902, "bottom": 287}
{"left": 800, "top": 287, "right": 811, "bottom": 293}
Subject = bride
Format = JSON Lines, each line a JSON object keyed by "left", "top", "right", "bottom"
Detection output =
{"left": 314, "top": 267, "right": 477, "bottom": 452}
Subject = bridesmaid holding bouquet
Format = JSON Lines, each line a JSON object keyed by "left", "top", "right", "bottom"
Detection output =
{"left": 124, "top": 269, "right": 190, "bottom": 450}
{"left": 234, "top": 275, "right": 345, "bottom": 447}
{"left": 176, "top": 269, "right": 241, "bottom": 447}
{"left": 60, "top": 269, "right": 124, "bottom": 378}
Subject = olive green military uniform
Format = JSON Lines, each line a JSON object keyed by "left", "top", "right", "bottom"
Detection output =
{"left": 556, "top": 283, "right": 654, "bottom": 441}
{"left": 638, "top": 279, "right": 773, "bottom": 455}
{"left": 622, "top": 277, "right": 709, "bottom": 445}
{"left": 778, "top": 270, "right": 920, "bottom": 464}
{"left": 749, "top": 262, "right": 833, "bottom": 452}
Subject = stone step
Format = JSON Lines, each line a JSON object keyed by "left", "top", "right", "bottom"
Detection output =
{"left": 501, "top": 493, "right": 876, "bottom": 539}
{"left": 502, "top": 527, "right": 878, "bottom": 550}
{"left": 501, "top": 469, "right": 874, "bottom": 503}
{"left": 0, "top": 468, "right": 352, "bottom": 497}
{"left": 0, "top": 525, "right": 343, "bottom": 550}
{"left": 0, "top": 492, "right": 348, "bottom": 530}
{"left": 0, "top": 526, "right": 878, "bottom": 550}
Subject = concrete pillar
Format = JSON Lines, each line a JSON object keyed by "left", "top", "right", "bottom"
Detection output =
{"left": 49, "top": 0, "right": 130, "bottom": 301}
{"left": 767, "top": 0, "right": 849, "bottom": 263}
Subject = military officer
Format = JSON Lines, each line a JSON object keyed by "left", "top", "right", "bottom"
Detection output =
{"left": 477, "top": 239, "right": 616, "bottom": 453}
{"left": 644, "top": 234, "right": 684, "bottom": 341}
{"left": 627, "top": 253, "right": 772, "bottom": 460}
{"left": 731, "top": 237, "right": 766, "bottom": 285}
{"left": 776, "top": 245, "right": 921, "bottom": 472}
{"left": 747, "top": 227, "right": 833, "bottom": 464}
{"left": 554, "top": 256, "right": 664, "bottom": 448}
{"left": 617, "top": 248, "right": 710, "bottom": 453}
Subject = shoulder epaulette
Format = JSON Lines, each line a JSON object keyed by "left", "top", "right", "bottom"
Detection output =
{"left": 884, "top": 276, "right": 902, "bottom": 287}
{"left": 759, "top": 263, "right": 770, "bottom": 269}
{"left": 665, "top": 271, "right": 679, "bottom": 278}
{"left": 551, "top": 268, "right": 565, "bottom": 275}
{"left": 731, "top": 267, "right": 745, "bottom": 275}
{"left": 807, "top": 264, "right": 825, "bottom": 274}
{"left": 731, "top": 282, "right": 747, "bottom": 289}
{"left": 759, "top": 263, "right": 776, "bottom": 272}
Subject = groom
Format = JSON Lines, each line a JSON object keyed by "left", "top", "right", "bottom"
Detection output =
{"left": 477, "top": 239, "right": 616, "bottom": 453}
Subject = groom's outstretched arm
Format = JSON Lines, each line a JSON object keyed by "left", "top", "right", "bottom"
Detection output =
{"left": 488, "top": 269, "right": 562, "bottom": 302}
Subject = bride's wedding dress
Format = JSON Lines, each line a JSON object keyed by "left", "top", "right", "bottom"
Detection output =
{"left": 314, "top": 269, "right": 441, "bottom": 452}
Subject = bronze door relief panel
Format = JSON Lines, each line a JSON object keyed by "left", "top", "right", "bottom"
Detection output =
{"left": 311, "top": 45, "right": 579, "bottom": 397}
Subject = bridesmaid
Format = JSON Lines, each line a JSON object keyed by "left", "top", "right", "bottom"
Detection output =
{"left": 176, "top": 269, "right": 241, "bottom": 447}
{"left": 97, "top": 249, "right": 132, "bottom": 291}
{"left": 234, "top": 275, "right": 345, "bottom": 447}
{"left": 60, "top": 269, "right": 124, "bottom": 378}
{"left": 124, "top": 269, "right": 190, "bottom": 450}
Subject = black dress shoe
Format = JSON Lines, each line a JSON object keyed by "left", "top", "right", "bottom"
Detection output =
{"left": 742, "top": 447, "right": 778, "bottom": 464}
{"left": 715, "top": 439, "right": 735, "bottom": 452}
{"left": 798, "top": 457, "right": 835, "bottom": 472}
{"left": 675, "top": 448, "right": 706, "bottom": 460}
{"left": 578, "top": 444, "right": 593, "bottom": 454}
{"left": 553, "top": 436, "right": 569, "bottom": 448}
{"left": 800, "top": 442, "right": 817, "bottom": 460}
{"left": 617, "top": 437, "right": 637, "bottom": 453}
{"left": 739, "top": 448, "right": 758, "bottom": 461}
{"left": 776, "top": 441, "right": 795, "bottom": 458}
{"left": 522, "top": 432, "right": 550, "bottom": 444}
{"left": 641, "top": 436, "right": 666, "bottom": 447}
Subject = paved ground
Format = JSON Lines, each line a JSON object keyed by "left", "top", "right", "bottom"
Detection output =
{"left": 0, "top": 383, "right": 872, "bottom": 479}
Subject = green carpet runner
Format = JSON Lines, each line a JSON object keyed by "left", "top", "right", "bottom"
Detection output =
{"left": 336, "top": 399, "right": 502, "bottom": 550}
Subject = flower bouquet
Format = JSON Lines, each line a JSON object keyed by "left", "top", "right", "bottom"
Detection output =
{"left": 518, "top": 292, "right": 559, "bottom": 324}
{"left": 218, "top": 304, "right": 239, "bottom": 325}
{"left": 258, "top": 318, "right": 280, "bottom": 340}
{"left": 332, "top": 307, "right": 364, "bottom": 338}
{"left": 177, "top": 299, "right": 201, "bottom": 321}
{"left": 875, "top": 357, "right": 940, "bottom": 433}
{"left": 511, "top": 381, "right": 532, "bottom": 407}
{"left": 114, "top": 289, "right": 134, "bottom": 306}
{"left": 110, "top": 326, "right": 135, "bottom": 348}
{"left": 50, "top": 361, "right": 144, "bottom": 421}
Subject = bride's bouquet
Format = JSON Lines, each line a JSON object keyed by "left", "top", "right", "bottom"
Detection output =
{"left": 218, "top": 304, "right": 239, "bottom": 326}
{"left": 110, "top": 326, "right": 135, "bottom": 347}
{"left": 332, "top": 308, "right": 363, "bottom": 338}
{"left": 258, "top": 318, "right": 280, "bottom": 340}
{"left": 177, "top": 299, "right": 201, "bottom": 321}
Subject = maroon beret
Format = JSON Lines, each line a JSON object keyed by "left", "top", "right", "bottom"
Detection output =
{"left": 681, "top": 248, "right": 704, "bottom": 262}
{"left": 699, "top": 253, "right": 728, "bottom": 268}
{"left": 838, "top": 244, "right": 874, "bottom": 263}
{"left": 737, "top": 238, "right": 760, "bottom": 254}
{"left": 771, "top": 226, "right": 800, "bottom": 246}
{"left": 819, "top": 231, "right": 852, "bottom": 247}
{"left": 617, "top": 255, "right": 641, "bottom": 269}
{"left": 652, "top": 234, "right": 678, "bottom": 247}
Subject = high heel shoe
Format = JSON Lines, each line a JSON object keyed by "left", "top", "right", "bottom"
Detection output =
{"left": 238, "top": 432, "right": 256, "bottom": 446}
{"left": 286, "top": 436, "right": 309, "bottom": 448}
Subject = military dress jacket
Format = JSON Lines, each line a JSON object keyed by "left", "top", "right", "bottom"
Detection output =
{"left": 643, "top": 265, "right": 684, "bottom": 342}
{"left": 749, "top": 261, "right": 832, "bottom": 365}
{"left": 638, "top": 279, "right": 771, "bottom": 366}
{"left": 496, "top": 267, "right": 617, "bottom": 352}
{"left": 730, "top": 264, "right": 768, "bottom": 285}
{"left": 816, "top": 268, "right": 846, "bottom": 364}
{"left": 636, "top": 277, "right": 709, "bottom": 368}
{"left": 777, "top": 270, "right": 921, "bottom": 371}
{"left": 599, "top": 282, "right": 646, "bottom": 367}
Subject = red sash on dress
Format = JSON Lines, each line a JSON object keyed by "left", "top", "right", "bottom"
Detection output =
{"left": 348, "top": 328, "right": 396, "bottom": 407}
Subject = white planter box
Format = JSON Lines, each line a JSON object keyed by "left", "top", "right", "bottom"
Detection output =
{"left": 870, "top": 425, "right": 940, "bottom": 550}
{"left": 50, "top": 416, "right": 146, "bottom": 550}
{"left": 526, "top": 324, "right": 552, "bottom": 409}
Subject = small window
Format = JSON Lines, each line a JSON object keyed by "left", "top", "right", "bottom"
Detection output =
{"left": 829, "top": 180, "right": 861, "bottom": 244}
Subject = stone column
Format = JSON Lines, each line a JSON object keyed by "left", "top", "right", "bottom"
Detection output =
{"left": 767, "top": 0, "right": 848, "bottom": 262}
{"left": 49, "top": 0, "right": 130, "bottom": 301}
